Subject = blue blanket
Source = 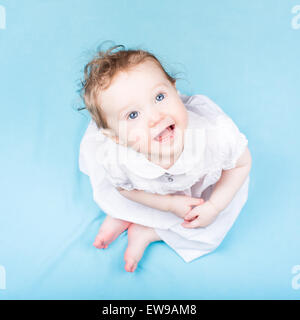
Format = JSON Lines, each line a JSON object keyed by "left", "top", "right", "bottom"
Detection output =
{"left": 0, "top": 0, "right": 299, "bottom": 299}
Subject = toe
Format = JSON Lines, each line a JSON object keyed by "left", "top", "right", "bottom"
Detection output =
{"left": 93, "top": 236, "right": 105, "bottom": 249}
{"left": 124, "top": 257, "right": 138, "bottom": 273}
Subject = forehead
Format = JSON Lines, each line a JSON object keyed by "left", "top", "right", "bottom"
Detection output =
{"left": 98, "top": 60, "right": 170, "bottom": 116}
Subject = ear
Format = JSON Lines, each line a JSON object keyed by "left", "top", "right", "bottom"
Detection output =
{"left": 101, "top": 128, "right": 119, "bottom": 144}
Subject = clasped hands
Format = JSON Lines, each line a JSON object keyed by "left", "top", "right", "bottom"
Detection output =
{"left": 167, "top": 194, "right": 221, "bottom": 228}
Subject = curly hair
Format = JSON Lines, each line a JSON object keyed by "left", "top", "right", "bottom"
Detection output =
{"left": 78, "top": 43, "right": 179, "bottom": 129}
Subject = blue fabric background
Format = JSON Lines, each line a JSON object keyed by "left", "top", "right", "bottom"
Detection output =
{"left": 0, "top": 0, "right": 299, "bottom": 299}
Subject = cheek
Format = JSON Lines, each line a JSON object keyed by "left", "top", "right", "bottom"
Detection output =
{"left": 176, "top": 108, "right": 188, "bottom": 127}
{"left": 126, "top": 127, "right": 144, "bottom": 145}
{"left": 127, "top": 130, "right": 150, "bottom": 153}
{"left": 131, "top": 135, "right": 140, "bottom": 145}
{"left": 119, "top": 121, "right": 150, "bottom": 149}
{"left": 128, "top": 126, "right": 152, "bottom": 151}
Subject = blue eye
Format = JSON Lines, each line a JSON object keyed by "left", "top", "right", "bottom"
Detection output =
{"left": 128, "top": 111, "right": 139, "bottom": 120}
{"left": 156, "top": 93, "right": 165, "bottom": 102}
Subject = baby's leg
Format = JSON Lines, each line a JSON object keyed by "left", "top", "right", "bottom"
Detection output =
{"left": 93, "top": 215, "right": 131, "bottom": 249}
{"left": 124, "top": 224, "right": 162, "bottom": 272}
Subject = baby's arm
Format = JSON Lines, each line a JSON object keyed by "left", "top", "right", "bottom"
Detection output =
{"left": 208, "top": 146, "right": 252, "bottom": 212}
{"left": 117, "top": 188, "right": 203, "bottom": 219}
{"left": 182, "top": 147, "right": 252, "bottom": 228}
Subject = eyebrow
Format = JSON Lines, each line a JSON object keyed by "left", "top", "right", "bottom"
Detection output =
{"left": 118, "top": 83, "right": 168, "bottom": 116}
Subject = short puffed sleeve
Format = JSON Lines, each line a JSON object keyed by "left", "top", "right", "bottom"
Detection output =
{"left": 185, "top": 94, "right": 248, "bottom": 171}
{"left": 214, "top": 115, "right": 248, "bottom": 170}
{"left": 79, "top": 120, "right": 134, "bottom": 191}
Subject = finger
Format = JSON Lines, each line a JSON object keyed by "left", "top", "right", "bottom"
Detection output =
{"left": 181, "top": 218, "right": 201, "bottom": 228}
{"left": 184, "top": 208, "right": 200, "bottom": 221}
{"left": 183, "top": 207, "right": 196, "bottom": 222}
{"left": 184, "top": 216, "right": 197, "bottom": 222}
{"left": 184, "top": 206, "right": 198, "bottom": 218}
{"left": 190, "top": 198, "right": 204, "bottom": 206}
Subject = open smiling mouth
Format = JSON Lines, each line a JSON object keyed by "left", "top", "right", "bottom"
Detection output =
{"left": 154, "top": 124, "right": 175, "bottom": 143}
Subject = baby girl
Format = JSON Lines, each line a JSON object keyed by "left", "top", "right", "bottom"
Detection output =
{"left": 79, "top": 44, "right": 252, "bottom": 272}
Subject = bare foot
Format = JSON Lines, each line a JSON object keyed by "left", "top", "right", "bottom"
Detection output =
{"left": 93, "top": 216, "right": 131, "bottom": 249}
{"left": 124, "top": 223, "right": 161, "bottom": 273}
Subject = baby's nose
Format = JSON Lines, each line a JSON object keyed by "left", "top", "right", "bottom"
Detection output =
{"left": 148, "top": 112, "right": 164, "bottom": 128}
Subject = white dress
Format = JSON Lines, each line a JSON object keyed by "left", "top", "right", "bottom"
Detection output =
{"left": 79, "top": 93, "right": 250, "bottom": 262}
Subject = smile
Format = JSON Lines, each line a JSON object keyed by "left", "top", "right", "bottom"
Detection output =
{"left": 154, "top": 124, "right": 175, "bottom": 143}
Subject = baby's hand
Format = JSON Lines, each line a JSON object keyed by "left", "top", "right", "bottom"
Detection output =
{"left": 168, "top": 195, "right": 204, "bottom": 219}
{"left": 181, "top": 200, "right": 220, "bottom": 228}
